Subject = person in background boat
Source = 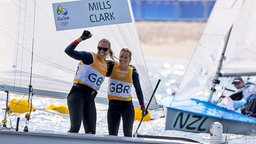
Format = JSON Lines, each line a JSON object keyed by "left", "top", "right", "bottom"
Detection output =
{"left": 107, "top": 48, "right": 148, "bottom": 137}
{"left": 229, "top": 76, "right": 256, "bottom": 116}
{"left": 215, "top": 95, "right": 234, "bottom": 110}
{"left": 64, "top": 30, "right": 115, "bottom": 134}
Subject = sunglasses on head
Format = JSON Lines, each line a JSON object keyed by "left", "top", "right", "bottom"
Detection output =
{"left": 97, "top": 46, "right": 109, "bottom": 52}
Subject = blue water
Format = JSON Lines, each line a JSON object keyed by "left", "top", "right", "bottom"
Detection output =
{"left": 1, "top": 56, "right": 256, "bottom": 143}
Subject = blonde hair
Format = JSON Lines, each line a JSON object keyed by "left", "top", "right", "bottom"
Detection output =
{"left": 98, "top": 38, "right": 116, "bottom": 61}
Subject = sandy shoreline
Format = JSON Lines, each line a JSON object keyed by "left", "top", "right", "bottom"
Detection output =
{"left": 135, "top": 21, "right": 206, "bottom": 59}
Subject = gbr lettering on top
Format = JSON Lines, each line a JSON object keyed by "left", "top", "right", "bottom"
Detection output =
{"left": 88, "top": 73, "right": 104, "bottom": 87}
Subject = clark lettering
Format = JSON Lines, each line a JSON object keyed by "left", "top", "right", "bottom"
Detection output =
{"left": 88, "top": 1, "right": 111, "bottom": 11}
{"left": 90, "top": 12, "right": 115, "bottom": 22}
{"left": 109, "top": 83, "right": 130, "bottom": 93}
{"left": 88, "top": 73, "right": 104, "bottom": 86}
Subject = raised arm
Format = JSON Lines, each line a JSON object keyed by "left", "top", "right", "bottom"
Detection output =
{"left": 64, "top": 30, "right": 93, "bottom": 64}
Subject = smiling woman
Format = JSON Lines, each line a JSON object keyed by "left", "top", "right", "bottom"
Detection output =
{"left": 64, "top": 30, "right": 115, "bottom": 134}
{"left": 107, "top": 48, "right": 148, "bottom": 137}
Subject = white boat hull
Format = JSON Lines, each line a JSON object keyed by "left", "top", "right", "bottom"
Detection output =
{"left": 165, "top": 99, "right": 256, "bottom": 135}
{"left": 0, "top": 129, "right": 198, "bottom": 144}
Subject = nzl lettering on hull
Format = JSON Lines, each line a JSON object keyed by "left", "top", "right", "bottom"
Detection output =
{"left": 52, "top": 0, "right": 132, "bottom": 31}
{"left": 165, "top": 109, "right": 214, "bottom": 133}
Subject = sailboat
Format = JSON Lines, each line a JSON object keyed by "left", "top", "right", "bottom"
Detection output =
{"left": 0, "top": 0, "right": 201, "bottom": 143}
{"left": 0, "top": 0, "right": 158, "bottom": 109}
{"left": 165, "top": 0, "right": 256, "bottom": 135}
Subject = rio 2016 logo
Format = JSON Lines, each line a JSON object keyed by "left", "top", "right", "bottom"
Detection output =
{"left": 57, "top": 5, "right": 68, "bottom": 15}
{"left": 56, "top": 5, "right": 70, "bottom": 27}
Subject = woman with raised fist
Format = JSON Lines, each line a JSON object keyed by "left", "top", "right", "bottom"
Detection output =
{"left": 65, "top": 30, "right": 114, "bottom": 134}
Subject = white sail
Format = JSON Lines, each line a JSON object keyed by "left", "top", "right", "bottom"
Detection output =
{"left": 165, "top": 0, "right": 256, "bottom": 135}
{"left": 172, "top": 0, "right": 245, "bottom": 102}
{"left": 0, "top": 0, "right": 158, "bottom": 109}
{"left": 222, "top": 0, "right": 256, "bottom": 74}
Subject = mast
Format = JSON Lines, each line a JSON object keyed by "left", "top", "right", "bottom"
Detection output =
{"left": 208, "top": 25, "right": 233, "bottom": 102}
{"left": 24, "top": 0, "right": 37, "bottom": 132}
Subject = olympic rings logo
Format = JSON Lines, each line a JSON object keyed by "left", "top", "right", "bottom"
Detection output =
{"left": 60, "top": 21, "right": 69, "bottom": 26}
{"left": 118, "top": 73, "right": 126, "bottom": 78}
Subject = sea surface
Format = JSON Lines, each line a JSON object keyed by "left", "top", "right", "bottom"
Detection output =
{"left": 0, "top": 56, "right": 256, "bottom": 143}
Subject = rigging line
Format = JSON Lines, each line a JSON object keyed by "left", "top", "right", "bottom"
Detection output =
{"left": 23, "top": 0, "right": 37, "bottom": 131}
{"left": 1, "top": 35, "right": 73, "bottom": 74}
{"left": 19, "top": 0, "right": 28, "bottom": 89}
{"left": 13, "top": 0, "right": 21, "bottom": 88}
{"left": 10, "top": 70, "right": 71, "bottom": 85}
{"left": 0, "top": 28, "right": 73, "bottom": 75}
{"left": 16, "top": 3, "right": 75, "bottom": 74}
{"left": 117, "top": 24, "right": 153, "bottom": 92}
{"left": 6, "top": 0, "right": 28, "bottom": 90}
{"left": 0, "top": 99, "right": 69, "bottom": 118}
{"left": 215, "top": 78, "right": 233, "bottom": 105}
{"left": 5, "top": 2, "right": 74, "bottom": 78}
{"left": 0, "top": 28, "right": 31, "bottom": 53}
{"left": 4, "top": 94, "right": 29, "bottom": 113}
{"left": 32, "top": 54, "right": 75, "bottom": 74}
{"left": 28, "top": 0, "right": 37, "bottom": 99}
{"left": 13, "top": 0, "right": 24, "bottom": 91}
{"left": 36, "top": 4, "right": 74, "bottom": 40}
{"left": 28, "top": 0, "right": 37, "bottom": 113}
{"left": 35, "top": 108, "right": 69, "bottom": 118}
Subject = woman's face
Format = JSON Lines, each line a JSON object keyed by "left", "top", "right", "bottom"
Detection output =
{"left": 97, "top": 41, "right": 109, "bottom": 59}
{"left": 234, "top": 81, "right": 244, "bottom": 89}
{"left": 119, "top": 51, "right": 131, "bottom": 68}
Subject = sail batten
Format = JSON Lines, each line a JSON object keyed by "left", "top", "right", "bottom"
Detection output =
{"left": 221, "top": 72, "right": 256, "bottom": 77}
{"left": 0, "top": 84, "right": 67, "bottom": 99}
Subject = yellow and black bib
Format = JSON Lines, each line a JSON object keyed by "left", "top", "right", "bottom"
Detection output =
{"left": 108, "top": 63, "right": 133, "bottom": 101}
{"left": 73, "top": 53, "right": 107, "bottom": 90}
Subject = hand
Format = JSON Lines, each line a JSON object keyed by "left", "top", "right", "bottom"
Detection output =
{"left": 80, "top": 30, "right": 92, "bottom": 40}
{"left": 141, "top": 107, "right": 148, "bottom": 117}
